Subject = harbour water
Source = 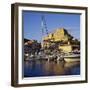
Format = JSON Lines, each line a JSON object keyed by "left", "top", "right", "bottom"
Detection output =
{"left": 24, "top": 58, "right": 80, "bottom": 77}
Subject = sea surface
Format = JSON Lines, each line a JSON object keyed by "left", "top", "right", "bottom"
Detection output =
{"left": 24, "top": 58, "right": 80, "bottom": 77}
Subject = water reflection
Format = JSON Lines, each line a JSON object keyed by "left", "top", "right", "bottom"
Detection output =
{"left": 24, "top": 59, "right": 80, "bottom": 77}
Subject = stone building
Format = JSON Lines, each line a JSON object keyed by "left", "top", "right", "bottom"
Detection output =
{"left": 42, "top": 28, "right": 80, "bottom": 53}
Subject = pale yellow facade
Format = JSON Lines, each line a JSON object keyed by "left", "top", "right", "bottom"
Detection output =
{"left": 43, "top": 28, "right": 71, "bottom": 42}
{"left": 42, "top": 28, "right": 79, "bottom": 53}
{"left": 58, "top": 45, "right": 72, "bottom": 53}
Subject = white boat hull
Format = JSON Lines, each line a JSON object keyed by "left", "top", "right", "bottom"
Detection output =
{"left": 64, "top": 57, "right": 80, "bottom": 62}
{"left": 64, "top": 54, "right": 80, "bottom": 62}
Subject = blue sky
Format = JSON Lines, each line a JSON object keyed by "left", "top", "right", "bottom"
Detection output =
{"left": 23, "top": 11, "right": 80, "bottom": 42}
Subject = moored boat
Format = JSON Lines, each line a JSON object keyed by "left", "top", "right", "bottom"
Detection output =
{"left": 63, "top": 52, "right": 80, "bottom": 62}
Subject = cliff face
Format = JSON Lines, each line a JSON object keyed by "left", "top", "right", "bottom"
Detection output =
{"left": 43, "top": 28, "right": 73, "bottom": 42}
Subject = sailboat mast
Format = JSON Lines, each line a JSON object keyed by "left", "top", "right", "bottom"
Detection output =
{"left": 41, "top": 15, "right": 48, "bottom": 48}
